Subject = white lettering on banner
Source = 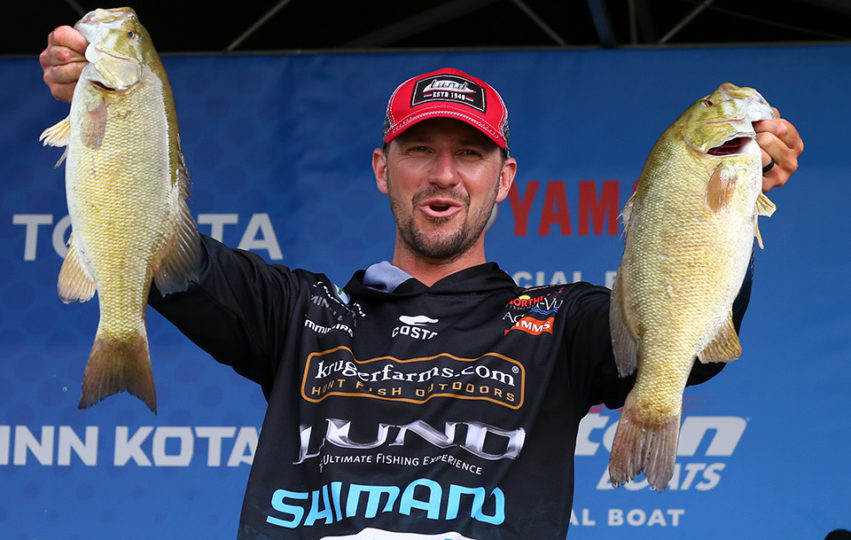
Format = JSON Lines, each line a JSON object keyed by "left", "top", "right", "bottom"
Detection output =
{"left": 608, "top": 508, "right": 685, "bottom": 527}
{"left": 198, "top": 213, "right": 283, "bottom": 259}
{"left": 197, "top": 213, "right": 239, "bottom": 240}
{"left": 0, "top": 425, "right": 257, "bottom": 467}
{"left": 13, "top": 213, "right": 283, "bottom": 261}
{"left": 512, "top": 270, "right": 583, "bottom": 287}
{"left": 1, "top": 426, "right": 98, "bottom": 466}
{"left": 511, "top": 270, "right": 618, "bottom": 288}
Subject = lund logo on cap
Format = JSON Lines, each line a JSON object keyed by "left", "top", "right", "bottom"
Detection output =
{"left": 412, "top": 75, "right": 486, "bottom": 112}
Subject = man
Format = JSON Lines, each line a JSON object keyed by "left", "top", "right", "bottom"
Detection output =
{"left": 41, "top": 26, "right": 803, "bottom": 540}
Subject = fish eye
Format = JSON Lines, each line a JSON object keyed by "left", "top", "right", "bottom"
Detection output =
{"left": 703, "top": 99, "right": 713, "bottom": 107}
{"left": 128, "top": 31, "right": 136, "bottom": 39}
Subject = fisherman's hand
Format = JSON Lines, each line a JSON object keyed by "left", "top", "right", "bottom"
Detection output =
{"left": 754, "top": 109, "right": 804, "bottom": 192}
{"left": 39, "top": 25, "right": 89, "bottom": 103}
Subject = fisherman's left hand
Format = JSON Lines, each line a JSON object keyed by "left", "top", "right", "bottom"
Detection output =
{"left": 754, "top": 110, "right": 804, "bottom": 192}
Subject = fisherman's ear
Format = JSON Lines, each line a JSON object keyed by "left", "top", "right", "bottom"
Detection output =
{"left": 373, "top": 148, "right": 388, "bottom": 194}
{"left": 495, "top": 157, "right": 517, "bottom": 203}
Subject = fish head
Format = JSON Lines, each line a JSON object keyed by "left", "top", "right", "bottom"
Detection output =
{"left": 680, "top": 83, "right": 777, "bottom": 159}
{"left": 75, "top": 8, "right": 156, "bottom": 94}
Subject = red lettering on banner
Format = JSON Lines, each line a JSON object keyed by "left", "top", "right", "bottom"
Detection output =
{"left": 507, "top": 181, "right": 539, "bottom": 236}
{"left": 578, "top": 180, "right": 619, "bottom": 236}
{"left": 508, "top": 180, "right": 636, "bottom": 237}
{"left": 538, "top": 181, "right": 571, "bottom": 236}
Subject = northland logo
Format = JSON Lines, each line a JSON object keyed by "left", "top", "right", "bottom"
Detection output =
{"left": 413, "top": 75, "right": 486, "bottom": 112}
{"left": 423, "top": 79, "right": 476, "bottom": 94}
{"left": 392, "top": 314, "right": 439, "bottom": 340}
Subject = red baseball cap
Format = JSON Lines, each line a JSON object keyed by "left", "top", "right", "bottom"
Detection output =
{"left": 383, "top": 67, "right": 510, "bottom": 155}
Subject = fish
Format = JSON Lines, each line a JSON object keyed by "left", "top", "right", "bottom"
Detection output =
{"left": 607, "top": 82, "right": 777, "bottom": 491}
{"left": 39, "top": 7, "right": 200, "bottom": 413}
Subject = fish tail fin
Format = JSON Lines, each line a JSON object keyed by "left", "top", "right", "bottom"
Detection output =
{"left": 609, "top": 397, "right": 680, "bottom": 492}
{"left": 79, "top": 330, "right": 157, "bottom": 413}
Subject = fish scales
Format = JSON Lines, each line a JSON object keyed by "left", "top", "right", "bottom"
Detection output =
{"left": 41, "top": 8, "right": 200, "bottom": 413}
{"left": 608, "top": 83, "right": 777, "bottom": 491}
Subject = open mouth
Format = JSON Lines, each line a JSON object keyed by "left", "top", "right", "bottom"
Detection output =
{"left": 420, "top": 198, "right": 462, "bottom": 219}
{"left": 89, "top": 80, "right": 116, "bottom": 91}
{"left": 707, "top": 136, "right": 751, "bottom": 156}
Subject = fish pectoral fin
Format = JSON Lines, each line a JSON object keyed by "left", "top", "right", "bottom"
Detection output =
{"left": 706, "top": 164, "right": 735, "bottom": 213}
{"left": 755, "top": 192, "right": 776, "bottom": 217}
{"left": 609, "top": 267, "right": 640, "bottom": 376}
{"left": 697, "top": 314, "right": 742, "bottom": 363}
{"left": 152, "top": 148, "right": 202, "bottom": 296}
{"left": 57, "top": 240, "right": 96, "bottom": 303}
{"left": 81, "top": 98, "right": 107, "bottom": 149}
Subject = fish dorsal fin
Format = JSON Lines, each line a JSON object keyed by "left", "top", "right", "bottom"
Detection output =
{"left": 152, "top": 145, "right": 202, "bottom": 295}
{"left": 57, "top": 238, "right": 96, "bottom": 303}
{"left": 697, "top": 313, "right": 742, "bottom": 364}
{"left": 609, "top": 266, "right": 640, "bottom": 376}
{"left": 706, "top": 164, "right": 735, "bottom": 213}
{"left": 619, "top": 191, "right": 638, "bottom": 235}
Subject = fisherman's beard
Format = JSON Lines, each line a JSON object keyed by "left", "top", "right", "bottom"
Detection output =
{"left": 387, "top": 174, "right": 499, "bottom": 262}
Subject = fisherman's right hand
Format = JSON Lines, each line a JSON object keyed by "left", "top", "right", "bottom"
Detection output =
{"left": 39, "top": 26, "right": 89, "bottom": 103}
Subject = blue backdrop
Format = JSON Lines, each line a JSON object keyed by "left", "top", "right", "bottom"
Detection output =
{"left": 1, "top": 44, "right": 849, "bottom": 539}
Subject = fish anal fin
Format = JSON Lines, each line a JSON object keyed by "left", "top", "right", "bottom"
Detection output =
{"left": 706, "top": 164, "right": 735, "bottom": 213}
{"left": 40, "top": 116, "right": 71, "bottom": 167}
{"left": 58, "top": 240, "right": 96, "bottom": 303}
{"left": 609, "top": 267, "right": 640, "bottom": 377}
{"left": 40, "top": 116, "right": 71, "bottom": 147}
{"left": 698, "top": 314, "right": 742, "bottom": 363}
{"left": 78, "top": 331, "right": 156, "bottom": 413}
{"left": 608, "top": 396, "right": 680, "bottom": 492}
{"left": 152, "top": 148, "right": 202, "bottom": 295}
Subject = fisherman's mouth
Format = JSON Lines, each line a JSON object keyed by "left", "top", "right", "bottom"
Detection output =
{"left": 420, "top": 200, "right": 463, "bottom": 219}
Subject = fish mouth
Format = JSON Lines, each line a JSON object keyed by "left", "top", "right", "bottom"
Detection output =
{"left": 707, "top": 136, "right": 752, "bottom": 156}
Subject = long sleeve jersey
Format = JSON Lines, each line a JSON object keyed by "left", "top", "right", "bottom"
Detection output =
{"left": 150, "top": 235, "right": 748, "bottom": 539}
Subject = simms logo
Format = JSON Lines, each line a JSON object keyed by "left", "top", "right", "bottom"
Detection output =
{"left": 301, "top": 346, "right": 524, "bottom": 409}
{"left": 504, "top": 316, "right": 554, "bottom": 336}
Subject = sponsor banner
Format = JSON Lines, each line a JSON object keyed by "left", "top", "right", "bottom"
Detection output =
{"left": 1, "top": 44, "right": 848, "bottom": 540}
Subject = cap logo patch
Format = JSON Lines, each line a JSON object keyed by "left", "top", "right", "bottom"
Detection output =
{"left": 412, "top": 75, "right": 486, "bottom": 112}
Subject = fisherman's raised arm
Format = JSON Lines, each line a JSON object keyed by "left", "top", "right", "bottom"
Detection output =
{"left": 39, "top": 25, "right": 88, "bottom": 103}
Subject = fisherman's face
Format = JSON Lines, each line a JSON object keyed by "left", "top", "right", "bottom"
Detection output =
{"left": 373, "top": 118, "right": 516, "bottom": 261}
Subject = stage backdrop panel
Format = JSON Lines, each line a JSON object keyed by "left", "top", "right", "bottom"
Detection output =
{"left": 1, "top": 44, "right": 848, "bottom": 539}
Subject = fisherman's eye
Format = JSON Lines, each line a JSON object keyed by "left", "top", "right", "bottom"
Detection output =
{"left": 703, "top": 100, "right": 713, "bottom": 107}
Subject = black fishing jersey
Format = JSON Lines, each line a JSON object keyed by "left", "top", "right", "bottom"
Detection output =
{"left": 150, "top": 235, "right": 746, "bottom": 539}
